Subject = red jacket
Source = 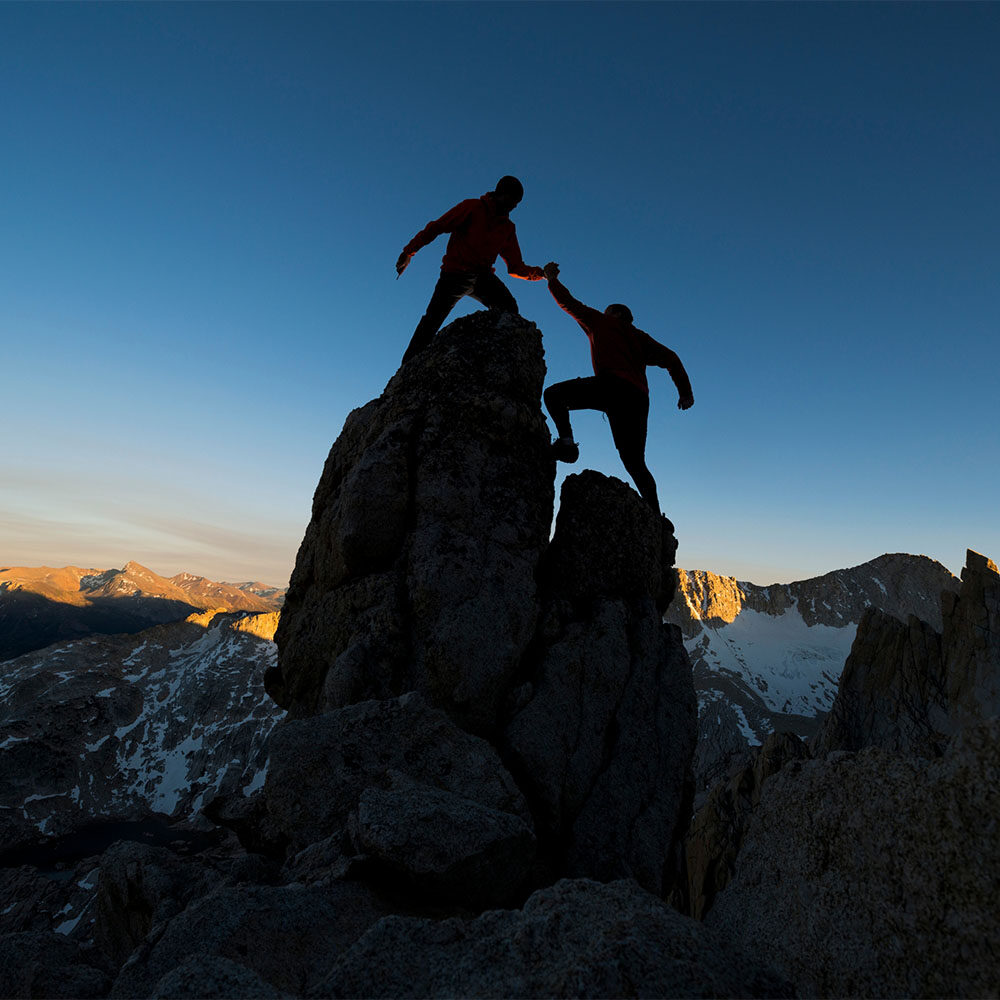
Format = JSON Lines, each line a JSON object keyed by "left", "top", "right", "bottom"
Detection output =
{"left": 548, "top": 277, "right": 693, "bottom": 398}
{"left": 403, "top": 194, "right": 544, "bottom": 279}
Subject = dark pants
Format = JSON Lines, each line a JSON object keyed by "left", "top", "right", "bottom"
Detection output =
{"left": 402, "top": 269, "right": 518, "bottom": 363}
{"left": 544, "top": 373, "right": 660, "bottom": 513}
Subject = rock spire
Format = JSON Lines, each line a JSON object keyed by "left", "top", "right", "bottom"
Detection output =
{"left": 260, "top": 309, "right": 696, "bottom": 899}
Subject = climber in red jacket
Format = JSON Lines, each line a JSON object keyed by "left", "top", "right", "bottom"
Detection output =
{"left": 542, "top": 261, "right": 694, "bottom": 517}
{"left": 396, "top": 176, "right": 545, "bottom": 363}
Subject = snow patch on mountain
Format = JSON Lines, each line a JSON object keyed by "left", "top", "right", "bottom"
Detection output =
{"left": 0, "top": 611, "right": 284, "bottom": 853}
{"left": 691, "top": 600, "right": 855, "bottom": 717}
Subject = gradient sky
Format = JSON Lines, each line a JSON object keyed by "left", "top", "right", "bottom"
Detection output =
{"left": 3, "top": 2, "right": 998, "bottom": 587}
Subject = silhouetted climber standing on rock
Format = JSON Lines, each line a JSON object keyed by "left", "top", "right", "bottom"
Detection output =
{"left": 542, "top": 261, "right": 694, "bottom": 518}
{"left": 396, "top": 176, "right": 545, "bottom": 363}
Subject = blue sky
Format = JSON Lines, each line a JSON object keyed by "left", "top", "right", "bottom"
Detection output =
{"left": 3, "top": 1, "right": 997, "bottom": 586}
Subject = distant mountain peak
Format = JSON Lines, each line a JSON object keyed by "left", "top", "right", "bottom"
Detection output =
{"left": 121, "top": 560, "right": 157, "bottom": 577}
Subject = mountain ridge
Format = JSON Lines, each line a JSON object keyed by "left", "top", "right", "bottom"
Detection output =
{"left": 671, "top": 552, "right": 956, "bottom": 632}
{"left": 0, "top": 562, "right": 286, "bottom": 662}
{"left": 664, "top": 552, "right": 961, "bottom": 793}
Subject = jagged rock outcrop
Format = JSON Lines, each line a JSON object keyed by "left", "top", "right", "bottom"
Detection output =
{"left": 312, "top": 878, "right": 794, "bottom": 999}
{"left": 504, "top": 471, "right": 696, "bottom": 894}
{"left": 705, "top": 719, "right": 1000, "bottom": 998}
{"left": 0, "top": 611, "right": 281, "bottom": 855}
{"left": 813, "top": 607, "right": 948, "bottom": 756}
{"left": 269, "top": 311, "right": 555, "bottom": 734}
{"left": 676, "top": 732, "right": 811, "bottom": 919}
{"left": 110, "top": 882, "right": 391, "bottom": 999}
{"left": 943, "top": 549, "right": 1000, "bottom": 727}
{"left": 816, "top": 549, "right": 1000, "bottom": 756}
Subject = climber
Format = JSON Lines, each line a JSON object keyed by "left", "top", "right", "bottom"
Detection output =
{"left": 396, "top": 176, "right": 545, "bottom": 363}
{"left": 541, "top": 261, "right": 694, "bottom": 517}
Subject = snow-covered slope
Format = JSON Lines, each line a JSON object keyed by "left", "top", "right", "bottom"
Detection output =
{"left": 0, "top": 610, "right": 284, "bottom": 854}
{"left": 691, "top": 599, "right": 854, "bottom": 726}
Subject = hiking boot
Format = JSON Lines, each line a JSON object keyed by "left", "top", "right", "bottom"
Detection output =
{"left": 551, "top": 437, "right": 579, "bottom": 463}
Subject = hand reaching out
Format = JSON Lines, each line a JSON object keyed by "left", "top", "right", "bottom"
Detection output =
{"left": 396, "top": 252, "right": 412, "bottom": 277}
{"left": 543, "top": 261, "right": 560, "bottom": 281}
{"left": 677, "top": 394, "right": 694, "bottom": 411}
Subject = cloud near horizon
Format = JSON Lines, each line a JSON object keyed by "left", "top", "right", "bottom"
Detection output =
{"left": 1, "top": 501, "right": 297, "bottom": 586}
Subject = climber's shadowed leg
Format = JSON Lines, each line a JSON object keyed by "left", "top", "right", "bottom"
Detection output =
{"left": 544, "top": 373, "right": 658, "bottom": 511}
{"left": 403, "top": 271, "right": 520, "bottom": 363}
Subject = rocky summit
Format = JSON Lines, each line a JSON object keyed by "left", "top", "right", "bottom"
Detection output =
{"left": 157, "top": 309, "right": 766, "bottom": 999}
{"left": 259, "top": 310, "right": 697, "bottom": 900}
{"left": 2, "top": 308, "right": 997, "bottom": 999}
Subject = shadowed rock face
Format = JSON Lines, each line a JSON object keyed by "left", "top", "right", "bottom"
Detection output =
{"left": 706, "top": 719, "right": 1000, "bottom": 999}
{"left": 262, "top": 692, "right": 532, "bottom": 853}
{"left": 505, "top": 471, "right": 696, "bottom": 895}
{"left": 109, "top": 881, "right": 391, "bottom": 999}
{"left": 312, "top": 878, "right": 794, "bottom": 1000}
{"left": 349, "top": 770, "right": 536, "bottom": 907}
{"left": 0, "top": 931, "right": 109, "bottom": 1000}
{"left": 269, "top": 311, "right": 555, "bottom": 734}
{"left": 943, "top": 550, "right": 1000, "bottom": 728}
{"left": 813, "top": 607, "right": 948, "bottom": 756}
{"left": 677, "top": 731, "right": 811, "bottom": 920}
